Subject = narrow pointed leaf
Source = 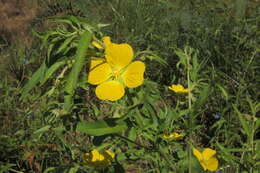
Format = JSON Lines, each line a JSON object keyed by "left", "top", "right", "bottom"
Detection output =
{"left": 233, "top": 104, "right": 251, "bottom": 136}
{"left": 40, "top": 59, "right": 67, "bottom": 85}
{"left": 21, "top": 62, "right": 47, "bottom": 99}
{"left": 64, "top": 31, "right": 92, "bottom": 112}
{"left": 76, "top": 119, "right": 128, "bottom": 136}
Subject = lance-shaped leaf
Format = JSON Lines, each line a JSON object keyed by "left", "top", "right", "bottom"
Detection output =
{"left": 21, "top": 62, "right": 47, "bottom": 99}
{"left": 76, "top": 119, "right": 128, "bottom": 136}
{"left": 40, "top": 59, "right": 67, "bottom": 85}
{"left": 64, "top": 31, "right": 92, "bottom": 112}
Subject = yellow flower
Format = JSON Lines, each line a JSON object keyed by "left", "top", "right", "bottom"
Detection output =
{"left": 193, "top": 148, "right": 219, "bottom": 171}
{"left": 83, "top": 149, "right": 115, "bottom": 169}
{"left": 91, "top": 40, "right": 103, "bottom": 50}
{"left": 88, "top": 36, "right": 145, "bottom": 101}
{"left": 168, "top": 84, "right": 189, "bottom": 93}
{"left": 162, "top": 132, "right": 184, "bottom": 139}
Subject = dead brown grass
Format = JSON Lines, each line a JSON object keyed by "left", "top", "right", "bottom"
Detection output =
{"left": 0, "top": 0, "right": 41, "bottom": 47}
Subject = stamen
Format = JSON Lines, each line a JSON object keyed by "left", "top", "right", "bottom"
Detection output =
{"left": 111, "top": 70, "right": 121, "bottom": 79}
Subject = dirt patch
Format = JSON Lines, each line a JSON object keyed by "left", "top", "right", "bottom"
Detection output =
{"left": 0, "top": 0, "right": 41, "bottom": 47}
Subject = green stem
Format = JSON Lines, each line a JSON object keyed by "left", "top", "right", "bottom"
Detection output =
{"left": 186, "top": 48, "right": 192, "bottom": 173}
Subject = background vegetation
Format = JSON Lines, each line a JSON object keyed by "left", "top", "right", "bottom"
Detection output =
{"left": 0, "top": 0, "right": 259, "bottom": 173}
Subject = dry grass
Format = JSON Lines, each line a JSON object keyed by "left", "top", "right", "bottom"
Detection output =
{"left": 0, "top": 0, "right": 44, "bottom": 79}
{"left": 0, "top": 0, "right": 41, "bottom": 47}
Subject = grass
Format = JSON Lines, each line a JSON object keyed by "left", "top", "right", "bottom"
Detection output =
{"left": 0, "top": 0, "right": 259, "bottom": 173}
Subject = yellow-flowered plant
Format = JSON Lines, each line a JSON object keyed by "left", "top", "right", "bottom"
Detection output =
{"left": 91, "top": 40, "right": 103, "bottom": 50}
{"left": 83, "top": 149, "right": 115, "bottom": 169}
{"left": 168, "top": 84, "right": 189, "bottom": 93}
{"left": 193, "top": 148, "right": 219, "bottom": 171}
{"left": 162, "top": 132, "right": 184, "bottom": 139}
{"left": 88, "top": 37, "right": 145, "bottom": 101}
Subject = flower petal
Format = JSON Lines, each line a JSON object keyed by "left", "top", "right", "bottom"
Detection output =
{"left": 103, "top": 36, "right": 111, "bottom": 47}
{"left": 88, "top": 59, "right": 112, "bottom": 85}
{"left": 83, "top": 149, "right": 104, "bottom": 162}
{"left": 206, "top": 157, "right": 219, "bottom": 171}
{"left": 95, "top": 81, "right": 125, "bottom": 101}
{"left": 105, "top": 43, "right": 134, "bottom": 70}
{"left": 104, "top": 150, "right": 115, "bottom": 159}
{"left": 200, "top": 161, "right": 208, "bottom": 171}
{"left": 162, "top": 134, "right": 172, "bottom": 139}
{"left": 122, "top": 61, "right": 145, "bottom": 88}
{"left": 92, "top": 41, "right": 103, "bottom": 50}
{"left": 172, "top": 132, "right": 184, "bottom": 138}
{"left": 162, "top": 132, "right": 184, "bottom": 139}
{"left": 193, "top": 148, "right": 203, "bottom": 161}
{"left": 102, "top": 150, "right": 115, "bottom": 161}
{"left": 168, "top": 84, "right": 189, "bottom": 93}
{"left": 202, "top": 148, "right": 216, "bottom": 160}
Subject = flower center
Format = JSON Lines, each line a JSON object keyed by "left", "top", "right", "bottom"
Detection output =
{"left": 111, "top": 70, "right": 121, "bottom": 79}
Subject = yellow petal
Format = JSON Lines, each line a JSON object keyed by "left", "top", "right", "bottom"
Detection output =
{"left": 205, "top": 157, "right": 219, "bottom": 171}
{"left": 91, "top": 149, "right": 104, "bottom": 162}
{"left": 202, "top": 148, "right": 216, "bottom": 160}
{"left": 193, "top": 148, "right": 203, "bottom": 161}
{"left": 95, "top": 81, "right": 125, "bottom": 101}
{"left": 103, "top": 36, "right": 111, "bottom": 47}
{"left": 88, "top": 59, "right": 112, "bottom": 85}
{"left": 92, "top": 41, "right": 103, "bottom": 50}
{"left": 200, "top": 161, "right": 208, "bottom": 171}
{"left": 168, "top": 84, "right": 189, "bottom": 93}
{"left": 181, "top": 89, "right": 189, "bottom": 93}
{"left": 169, "top": 84, "right": 184, "bottom": 90}
{"left": 104, "top": 150, "right": 115, "bottom": 159}
{"left": 172, "top": 132, "right": 184, "bottom": 138}
{"left": 105, "top": 43, "right": 134, "bottom": 69}
{"left": 102, "top": 150, "right": 115, "bottom": 164}
{"left": 162, "top": 134, "right": 172, "bottom": 139}
{"left": 122, "top": 61, "right": 145, "bottom": 88}
{"left": 162, "top": 132, "right": 184, "bottom": 139}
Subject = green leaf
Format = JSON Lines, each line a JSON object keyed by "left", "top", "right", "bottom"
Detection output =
{"left": 256, "top": 118, "right": 260, "bottom": 130}
{"left": 217, "top": 142, "right": 239, "bottom": 163}
{"left": 33, "top": 125, "right": 51, "bottom": 139}
{"left": 50, "top": 16, "right": 81, "bottom": 30}
{"left": 233, "top": 104, "right": 251, "bottom": 137}
{"left": 21, "top": 62, "right": 47, "bottom": 99}
{"left": 43, "top": 167, "right": 56, "bottom": 173}
{"left": 145, "top": 103, "right": 158, "bottom": 129}
{"left": 144, "top": 52, "right": 167, "bottom": 66}
{"left": 40, "top": 59, "right": 67, "bottom": 85}
{"left": 64, "top": 31, "right": 92, "bottom": 112}
{"left": 76, "top": 119, "right": 128, "bottom": 136}
{"left": 128, "top": 127, "right": 137, "bottom": 147}
{"left": 192, "top": 84, "right": 210, "bottom": 114}
{"left": 175, "top": 48, "right": 187, "bottom": 69}
{"left": 68, "top": 166, "right": 80, "bottom": 173}
{"left": 56, "top": 34, "right": 77, "bottom": 54}
{"left": 217, "top": 84, "right": 229, "bottom": 101}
